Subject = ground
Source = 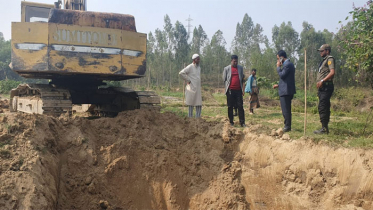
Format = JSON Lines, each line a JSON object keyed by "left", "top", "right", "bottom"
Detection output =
{"left": 0, "top": 95, "right": 373, "bottom": 209}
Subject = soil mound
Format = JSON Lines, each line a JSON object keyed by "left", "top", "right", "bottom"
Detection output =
{"left": 0, "top": 99, "right": 9, "bottom": 113}
{"left": 0, "top": 110, "right": 373, "bottom": 209}
{"left": 240, "top": 132, "right": 373, "bottom": 209}
{"left": 0, "top": 110, "right": 248, "bottom": 209}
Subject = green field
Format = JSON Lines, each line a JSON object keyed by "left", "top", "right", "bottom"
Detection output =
{"left": 158, "top": 87, "right": 373, "bottom": 148}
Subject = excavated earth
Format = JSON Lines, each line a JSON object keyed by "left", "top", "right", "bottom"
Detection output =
{"left": 0, "top": 99, "right": 373, "bottom": 209}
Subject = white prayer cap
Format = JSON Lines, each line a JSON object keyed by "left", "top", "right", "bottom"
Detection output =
{"left": 192, "top": 54, "right": 199, "bottom": 60}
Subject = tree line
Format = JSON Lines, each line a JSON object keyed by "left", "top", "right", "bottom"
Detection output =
{"left": 0, "top": 1, "right": 372, "bottom": 91}
{"left": 146, "top": 12, "right": 369, "bottom": 91}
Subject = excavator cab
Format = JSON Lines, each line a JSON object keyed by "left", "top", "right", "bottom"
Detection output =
{"left": 21, "top": 1, "right": 54, "bottom": 23}
{"left": 21, "top": 0, "right": 85, "bottom": 23}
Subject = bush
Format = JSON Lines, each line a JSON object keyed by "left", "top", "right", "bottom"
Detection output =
{"left": 259, "top": 87, "right": 279, "bottom": 99}
{"left": 257, "top": 76, "right": 272, "bottom": 88}
{"left": 334, "top": 87, "right": 365, "bottom": 107}
{"left": 0, "top": 80, "right": 22, "bottom": 94}
{"left": 103, "top": 81, "right": 121, "bottom": 87}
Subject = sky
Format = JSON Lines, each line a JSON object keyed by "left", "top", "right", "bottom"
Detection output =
{"left": 0, "top": 0, "right": 367, "bottom": 50}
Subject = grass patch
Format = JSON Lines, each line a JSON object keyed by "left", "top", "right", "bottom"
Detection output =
{"left": 161, "top": 106, "right": 188, "bottom": 118}
{"left": 201, "top": 106, "right": 226, "bottom": 118}
{"left": 157, "top": 87, "right": 373, "bottom": 148}
{"left": 212, "top": 93, "right": 226, "bottom": 105}
{"left": 349, "top": 137, "right": 373, "bottom": 148}
{"left": 0, "top": 94, "right": 10, "bottom": 99}
{"left": 5, "top": 124, "right": 12, "bottom": 134}
{"left": 158, "top": 90, "right": 184, "bottom": 98}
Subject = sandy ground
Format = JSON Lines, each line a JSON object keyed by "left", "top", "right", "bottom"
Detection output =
{"left": 0, "top": 98, "right": 373, "bottom": 209}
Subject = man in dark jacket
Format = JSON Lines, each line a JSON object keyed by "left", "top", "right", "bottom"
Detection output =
{"left": 273, "top": 50, "right": 296, "bottom": 132}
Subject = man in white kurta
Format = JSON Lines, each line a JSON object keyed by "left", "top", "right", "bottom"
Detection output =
{"left": 179, "top": 54, "right": 202, "bottom": 118}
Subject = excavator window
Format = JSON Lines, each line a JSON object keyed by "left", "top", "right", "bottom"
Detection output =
{"left": 25, "top": 6, "right": 51, "bottom": 22}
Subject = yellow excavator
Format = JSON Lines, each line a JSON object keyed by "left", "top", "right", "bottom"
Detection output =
{"left": 9, "top": 0, "right": 160, "bottom": 116}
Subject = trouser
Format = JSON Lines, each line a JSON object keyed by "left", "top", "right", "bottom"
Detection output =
{"left": 226, "top": 89, "right": 245, "bottom": 125}
{"left": 188, "top": 106, "right": 202, "bottom": 118}
{"left": 318, "top": 84, "right": 334, "bottom": 127}
{"left": 233, "top": 106, "right": 238, "bottom": 115}
{"left": 233, "top": 97, "right": 238, "bottom": 114}
{"left": 280, "top": 95, "right": 293, "bottom": 129}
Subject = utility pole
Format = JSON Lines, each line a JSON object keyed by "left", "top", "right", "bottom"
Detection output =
{"left": 186, "top": 15, "right": 193, "bottom": 40}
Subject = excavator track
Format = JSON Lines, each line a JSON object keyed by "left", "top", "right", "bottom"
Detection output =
{"left": 10, "top": 84, "right": 72, "bottom": 115}
{"left": 136, "top": 90, "right": 161, "bottom": 110}
{"left": 97, "top": 88, "right": 161, "bottom": 111}
{"left": 10, "top": 84, "right": 161, "bottom": 116}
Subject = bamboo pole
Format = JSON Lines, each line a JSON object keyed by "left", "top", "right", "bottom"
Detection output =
{"left": 304, "top": 49, "right": 307, "bottom": 136}
{"left": 147, "top": 67, "right": 150, "bottom": 89}
{"left": 183, "top": 81, "right": 185, "bottom": 105}
{"left": 182, "top": 63, "right": 185, "bottom": 106}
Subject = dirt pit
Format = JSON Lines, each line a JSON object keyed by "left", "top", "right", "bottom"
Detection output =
{"left": 0, "top": 98, "right": 9, "bottom": 113}
{"left": 0, "top": 108, "right": 373, "bottom": 209}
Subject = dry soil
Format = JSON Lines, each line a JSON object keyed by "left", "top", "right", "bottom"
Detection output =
{"left": 0, "top": 99, "right": 373, "bottom": 210}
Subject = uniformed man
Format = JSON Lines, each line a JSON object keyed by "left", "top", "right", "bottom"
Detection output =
{"left": 314, "top": 44, "right": 335, "bottom": 134}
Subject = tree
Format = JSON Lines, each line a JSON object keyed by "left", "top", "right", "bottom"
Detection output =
{"left": 145, "top": 16, "right": 190, "bottom": 88}
{"left": 331, "top": 26, "right": 357, "bottom": 87}
{"left": 295, "top": 22, "right": 328, "bottom": 89}
{"left": 340, "top": 0, "right": 373, "bottom": 88}
{"left": 250, "top": 36, "right": 278, "bottom": 82}
{"left": 298, "top": 23, "right": 325, "bottom": 65}
{"left": 146, "top": 32, "right": 156, "bottom": 87}
{"left": 202, "top": 30, "right": 230, "bottom": 87}
{"left": 190, "top": 25, "right": 209, "bottom": 56}
{"left": 232, "top": 14, "right": 265, "bottom": 69}
{"left": 163, "top": 15, "right": 174, "bottom": 53}
{"left": 272, "top": 21, "right": 300, "bottom": 65}
{"left": 163, "top": 15, "right": 176, "bottom": 87}
{"left": 153, "top": 28, "right": 168, "bottom": 86}
{"left": 173, "top": 21, "right": 189, "bottom": 71}
{"left": 0, "top": 36, "right": 20, "bottom": 81}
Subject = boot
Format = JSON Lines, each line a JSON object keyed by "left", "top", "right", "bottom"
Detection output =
{"left": 283, "top": 127, "right": 291, "bottom": 132}
{"left": 314, "top": 126, "right": 329, "bottom": 134}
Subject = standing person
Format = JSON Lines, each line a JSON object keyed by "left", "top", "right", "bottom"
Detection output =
{"left": 273, "top": 50, "right": 296, "bottom": 132}
{"left": 223, "top": 55, "right": 246, "bottom": 127}
{"left": 179, "top": 54, "right": 202, "bottom": 118}
{"left": 314, "top": 44, "right": 335, "bottom": 134}
{"left": 245, "top": 68, "right": 260, "bottom": 114}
